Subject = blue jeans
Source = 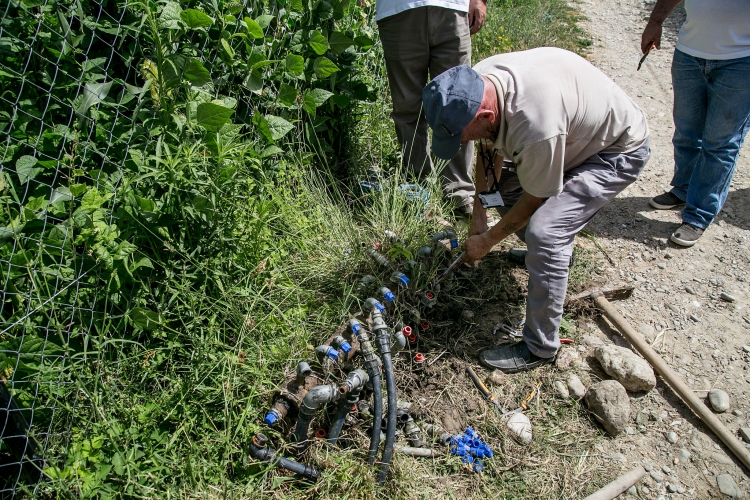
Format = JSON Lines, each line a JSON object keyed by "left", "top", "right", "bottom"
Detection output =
{"left": 669, "top": 49, "right": 750, "bottom": 229}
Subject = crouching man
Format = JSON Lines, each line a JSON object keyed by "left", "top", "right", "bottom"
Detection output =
{"left": 423, "top": 47, "right": 650, "bottom": 373}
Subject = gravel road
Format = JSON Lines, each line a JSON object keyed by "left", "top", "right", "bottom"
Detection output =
{"left": 570, "top": 0, "right": 750, "bottom": 497}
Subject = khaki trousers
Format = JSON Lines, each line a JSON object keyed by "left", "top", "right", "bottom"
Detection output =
{"left": 378, "top": 7, "right": 475, "bottom": 208}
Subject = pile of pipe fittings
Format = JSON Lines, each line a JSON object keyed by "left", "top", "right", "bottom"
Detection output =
{"left": 253, "top": 230, "right": 463, "bottom": 485}
{"left": 449, "top": 427, "right": 494, "bottom": 472}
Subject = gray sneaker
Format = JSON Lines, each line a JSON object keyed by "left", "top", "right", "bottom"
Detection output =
{"left": 479, "top": 341, "right": 555, "bottom": 373}
{"left": 670, "top": 223, "right": 704, "bottom": 247}
{"left": 649, "top": 192, "right": 685, "bottom": 210}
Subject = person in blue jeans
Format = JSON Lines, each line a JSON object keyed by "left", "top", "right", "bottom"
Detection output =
{"left": 644, "top": 0, "right": 750, "bottom": 247}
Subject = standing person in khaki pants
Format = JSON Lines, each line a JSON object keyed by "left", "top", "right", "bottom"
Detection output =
{"left": 376, "top": 0, "right": 487, "bottom": 215}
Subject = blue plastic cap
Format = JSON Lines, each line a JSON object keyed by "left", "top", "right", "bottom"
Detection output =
{"left": 374, "top": 301, "right": 385, "bottom": 312}
{"left": 473, "top": 461, "right": 484, "bottom": 472}
{"left": 397, "top": 274, "right": 410, "bottom": 286}
{"left": 350, "top": 322, "right": 362, "bottom": 336}
{"left": 339, "top": 340, "right": 352, "bottom": 354}
{"left": 450, "top": 239, "right": 458, "bottom": 248}
{"left": 263, "top": 412, "right": 279, "bottom": 425}
{"left": 326, "top": 347, "right": 339, "bottom": 360}
{"left": 383, "top": 290, "right": 395, "bottom": 302}
{"left": 461, "top": 455, "right": 475, "bottom": 464}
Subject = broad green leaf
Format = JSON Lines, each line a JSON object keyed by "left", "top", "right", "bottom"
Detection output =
{"left": 129, "top": 307, "right": 162, "bottom": 331}
{"left": 196, "top": 102, "right": 234, "bottom": 131}
{"left": 261, "top": 145, "right": 284, "bottom": 157}
{"left": 252, "top": 59, "right": 280, "bottom": 70}
{"left": 278, "top": 84, "right": 297, "bottom": 106}
{"left": 329, "top": 32, "right": 353, "bottom": 55}
{"left": 225, "top": 2, "right": 243, "bottom": 15}
{"left": 265, "top": 115, "right": 294, "bottom": 141}
{"left": 285, "top": 54, "right": 304, "bottom": 76}
{"left": 309, "top": 30, "right": 329, "bottom": 55}
{"left": 159, "top": 1, "right": 183, "bottom": 29}
{"left": 76, "top": 81, "right": 114, "bottom": 117}
{"left": 15, "top": 155, "right": 39, "bottom": 184}
{"left": 242, "top": 69, "right": 263, "bottom": 93}
{"left": 288, "top": 0, "right": 303, "bottom": 12}
{"left": 180, "top": 8, "right": 213, "bottom": 28}
{"left": 302, "top": 93, "right": 316, "bottom": 115}
{"left": 49, "top": 186, "right": 72, "bottom": 204}
{"left": 183, "top": 59, "right": 211, "bottom": 86}
{"left": 307, "top": 88, "right": 334, "bottom": 107}
{"left": 354, "top": 35, "right": 374, "bottom": 50}
{"left": 252, "top": 113, "right": 273, "bottom": 142}
{"left": 315, "top": 1, "right": 333, "bottom": 21}
{"left": 255, "top": 15, "right": 275, "bottom": 29}
{"left": 244, "top": 17, "right": 264, "bottom": 38}
{"left": 220, "top": 39, "right": 235, "bottom": 59}
{"left": 313, "top": 57, "right": 339, "bottom": 79}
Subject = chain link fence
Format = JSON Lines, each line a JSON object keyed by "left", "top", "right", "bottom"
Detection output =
{"left": 0, "top": 0, "right": 379, "bottom": 495}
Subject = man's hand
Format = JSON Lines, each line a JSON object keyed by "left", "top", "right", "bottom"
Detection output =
{"left": 468, "top": 202, "right": 488, "bottom": 236}
{"left": 641, "top": 19, "right": 662, "bottom": 53}
{"left": 462, "top": 232, "right": 494, "bottom": 264}
{"left": 468, "top": 0, "right": 487, "bottom": 35}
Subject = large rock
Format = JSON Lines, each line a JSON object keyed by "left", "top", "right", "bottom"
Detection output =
{"left": 585, "top": 380, "right": 631, "bottom": 437}
{"left": 708, "top": 389, "right": 730, "bottom": 413}
{"left": 716, "top": 474, "right": 742, "bottom": 498}
{"left": 555, "top": 347, "right": 580, "bottom": 371}
{"left": 594, "top": 344, "right": 656, "bottom": 392}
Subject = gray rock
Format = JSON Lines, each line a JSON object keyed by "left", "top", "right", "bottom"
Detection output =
{"left": 583, "top": 335, "right": 605, "bottom": 347}
{"left": 553, "top": 380, "right": 569, "bottom": 399}
{"left": 740, "top": 428, "right": 750, "bottom": 443}
{"left": 721, "top": 292, "right": 737, "bottom": 303}
{"left": 638, "top": 322, "right": 656, "bottom": 343}
{"left": 628, "top": 485, "right": 637, "bottom": 495}
{"left": 555, "top": 348, "right": 580, "bottom": 371}
{"left": 668, "top": 483, "right": 678, "bottom": 493}
{"left": 716, "top": 474, "right": 742, "bottom": 498}
{"left": 626, "top": 426, "right": 636, "bottom": 435}
{"left": 566, "top": 373, "right": 586, "bottom": 400}
{"left": 487, "top": 370, "right": 505, "bottom": 386}
{"left": 679, "top": 448, "right": 691, "bottom": 462}
{"left": 658, "top": 262, "right": 667, "bottom": 269}
{"left": 611, "top": 452, "right": 626, "bottom": 462}
{"left": 594, "top": 344, "right": 657, "bottom": 392}
{"left": 709, "top": 389, "right": 731, "bottom": 412}
{"left": 667, "top": 431, "right": 678, "bottom": 444}
{"left": 686, "top": 286, "right": 696, "bottom": 294}
{"left": 650, "top": 470, "right": 665, "bottom": 483}
{"left": 711, "top": 452, "right": 734, "bottom": 465}
{"left": 585, "top": 380, "right": 630, "bottom": 437}
{"left": 641, "top": 486, "right": 650, "bottom": 495}
{"left": 662, "top": 465, "right": 672, "bottom": 474}
{"left": 743, "top": 346, "right": 750, "bottom": 353}
{"left": 677, "top": 486, "right": 686, "bottom": 494}
{"left": 643, "top": 463, "right": 653, "bottom": 471}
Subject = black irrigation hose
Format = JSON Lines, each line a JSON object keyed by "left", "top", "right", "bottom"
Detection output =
{"left": 249, "top": 434, "right": 320, "bottom": 482}
{"left": 326, "top": 398, "right": 350, "bottom": 447}
{"left": 367, "top": 373, "right": 383, "bottom": 465}
{"left": 377, "top": 352, "right": 397, "bottom": 485}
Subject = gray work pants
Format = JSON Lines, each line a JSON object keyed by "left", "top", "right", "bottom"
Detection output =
{"left": 378, "top": 7, "right": 475, "bottom": 208}
{"left": 496, "top": 141, "right": 650, "bottom": 357}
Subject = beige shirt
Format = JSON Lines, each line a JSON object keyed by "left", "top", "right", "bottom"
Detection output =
{"left": 473, "top": 48, "right": 649, "bottom": 198}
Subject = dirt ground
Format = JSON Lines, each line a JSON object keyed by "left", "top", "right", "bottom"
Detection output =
{"left": 386, "top": 0, "right": 750, "bottom": 498}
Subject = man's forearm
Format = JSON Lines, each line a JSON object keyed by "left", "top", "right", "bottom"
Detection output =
{"left": 485, "top": 192, "right": 545, "bottom": 244}
{"left": 648, "top": 0, "right": 682, "bottom": 25}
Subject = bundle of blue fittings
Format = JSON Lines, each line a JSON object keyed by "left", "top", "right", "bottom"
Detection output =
{"left": 450, "top": 427, "right": 494, "bottom": 472}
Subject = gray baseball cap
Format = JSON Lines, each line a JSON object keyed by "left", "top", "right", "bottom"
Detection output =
{"left": 422, "top": 65, "right": 484, "bottom": 160}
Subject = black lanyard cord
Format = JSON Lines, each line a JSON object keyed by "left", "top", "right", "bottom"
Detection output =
{"left": 479, "top": 141, "right": 500, "bottom": 192}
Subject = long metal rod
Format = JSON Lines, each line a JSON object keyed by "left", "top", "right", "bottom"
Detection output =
{"left": 593, "top": 292, "right": 750, "bottom": 471}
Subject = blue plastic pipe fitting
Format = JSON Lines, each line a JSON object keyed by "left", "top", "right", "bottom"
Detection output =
{"left": 315, "top": 345, "right": 339, "bottom": 362}
{"left": 349, "top": 318, "right": 362, "bottom": 336}
{"left": 390, "top": 272, "right": 410, "bottom": 287}
{"left": 362, "top": 298, "right": 385, "bottom": 315}
{"left": 432, "top": 231, "right": 458, "bottom": 248}
{"left": 331, "top": 336, "right": 352, "bottom": 355}
{"left": 379, "top": 286, "right": 395, "bottom": 303}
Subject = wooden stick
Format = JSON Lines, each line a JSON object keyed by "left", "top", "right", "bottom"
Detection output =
{"left": 582, "top": 467, "right": 646, "bottom": 500}
{"left": 593, "top": 292, "right": 750, "bottom": 471}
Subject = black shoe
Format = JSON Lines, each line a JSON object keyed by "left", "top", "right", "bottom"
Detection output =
{"left": 670, "top": 223, "right": 704, "bottom": 247}
{"left": 479, "top": 341, "right": 555, "bottom": 373}
{"left": 508, "top": 248, "right": 576, "bottom": 267}
{"left": 649, "top": 192, "right": 685, "bottom": 210}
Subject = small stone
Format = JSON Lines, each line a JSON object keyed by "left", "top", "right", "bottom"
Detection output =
{"left": 642, "top": 486, "right": 650, "bottom": 495}
{"left": 487, "top": 370, "right": 506, "bottom": 386}
{"left": 711, "top": 452, "right": 734, "bottom": 465}
{"left": 595, "top": 344, "right": 657, "bottom": 392}
{"left": 566, "top": 373, "right": 586, "bottom": 400}
{"left": 667, "top": 431, "right": 678, "bottom": 443}
{"left": 686, "top": 286, "right": 696, "bottom": 294}
{"left": 650, "top": 470, "right": 665, "bottom": 483}
{"left": 721, "top": 292, "right": 736, "bottom": 303}
{"left": 638, "top": 322, "right": 656, "bottom": 343}
{"left": 679, "top": 448, "right": 691, "bottom": 462}
{"left": 733, "top": 409, "right": 743, "bottom": 417}
{"left": 690, "top": 314, "right": 700, "bottom": 322}
{"left": 628, "top": 485, "right": 637, "bottom": 495}
{"left": 662, "top": 465, "right": 672, "bottom": 474}
{"left": 555, "top": 348, "right": 580, "bottom": 371}
{"left": 461, "top": 310, "right": 475, "bottom": 322}
{"left": 626, "top": 426, "right": 636, "bottom": 435}
{"left": 657, "top": 262, "right": 667, "bottom": 269}
{"left": 585, "top": 380, "right": 630, "bottom": 436}
{"left": 583, "top": 335, "right": 605, "bottom": 347}
{"left": 677, "top": 486, "right": 685, "bottom": 494}
{"left": 716, "top": 473, "right": 742, "bottom": 498}
{"left": 668, "top": 483, "right": 678, "bottom": 493}
{"left": 708, "top": 389, "right": 730, "bottom": 412}
{"left": 554, "top": 380, "right": 570, "bottom": 399}
{"left": 740, "top": 428, "right": 750, "bottom": 443}
{"left": 643, "top": 463, "right": 653, "bottom": 472}
{"left": 611, "top": 452, "right": 626, "bottom": 462}
{"left": 744, "top": 346, "right": 750, "bottom": 353}
{"left": 667, "top": 303, "right": 680, "bottom": 313}
{"left": 506, "top": 412, "right": 532, "bottom": 444}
